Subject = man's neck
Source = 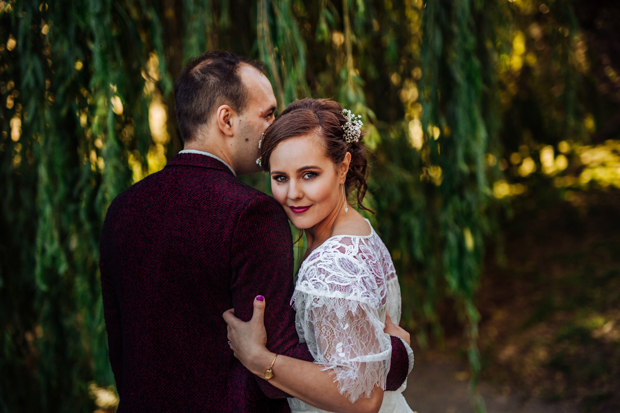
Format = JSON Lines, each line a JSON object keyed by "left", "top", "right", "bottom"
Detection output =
{"left": 183, "top": 141, "right": 236, "bottom": 174}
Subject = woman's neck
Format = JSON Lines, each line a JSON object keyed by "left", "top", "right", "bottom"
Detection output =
{"left": 304, "top": 198, "right": 348, "bottom": 256}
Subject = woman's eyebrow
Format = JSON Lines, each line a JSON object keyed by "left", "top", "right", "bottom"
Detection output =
{"left": 296, "top": 165, "right": 322, "bottom": 173}
{"left": 271, "top": 166, "right": 322, "bottom": 175}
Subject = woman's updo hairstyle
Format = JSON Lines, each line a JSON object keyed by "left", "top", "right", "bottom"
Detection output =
{"left": 260, "top": 98, "right": 372, "bottom": 213}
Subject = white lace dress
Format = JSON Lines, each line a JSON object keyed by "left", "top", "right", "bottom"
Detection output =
{"left": 288, "top": 220, "right": 414, "bottom": 413}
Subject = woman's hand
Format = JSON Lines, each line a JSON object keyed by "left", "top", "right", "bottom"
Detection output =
{"left": 383, "top": 313, "right": 411, "bottom": 346}
{"left": 222, "top": 296, "right": 274, "bottom": 376}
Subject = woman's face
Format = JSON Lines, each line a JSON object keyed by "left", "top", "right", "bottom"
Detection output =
{"left": 269, "top": 133, "right": 347, "bottom": 230}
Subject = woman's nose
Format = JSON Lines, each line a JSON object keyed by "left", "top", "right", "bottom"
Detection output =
{"left": 288, "top": 180, "right": 303, "bottom": 200}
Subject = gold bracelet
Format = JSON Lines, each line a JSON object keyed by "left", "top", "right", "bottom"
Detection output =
{"left": 264, "top": 354, "right": 278, "bottom": 380}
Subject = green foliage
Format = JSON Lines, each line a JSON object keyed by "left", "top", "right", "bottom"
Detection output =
{"left": 1, "top": 0, "right": 165, "bottom": 410}
{"left": 0, "top": 0, "right": 606, "bottom": 411}
{"left": 418, "top": 1, "right": 504, "bottom": 402}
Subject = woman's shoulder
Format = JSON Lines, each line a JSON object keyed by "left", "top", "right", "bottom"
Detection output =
{"left": 330, "top": 211, "right": 372, "bottom": 238}
{"left": 304, "top": 219, "right": 374, "bottom": 264}
{"left": 295, "top": 221, "right": 391, "bottom": 306}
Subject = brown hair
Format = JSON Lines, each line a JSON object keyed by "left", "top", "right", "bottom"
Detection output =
{"left": 260, "top": 98, "right": 373, "bottom": 213}
{"left": 174, "top": 51, "right": 265, "bottom": 142}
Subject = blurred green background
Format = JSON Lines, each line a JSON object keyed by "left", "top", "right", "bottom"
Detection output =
{"left": 1, "top": 0, "right": 619, "bottom": 412}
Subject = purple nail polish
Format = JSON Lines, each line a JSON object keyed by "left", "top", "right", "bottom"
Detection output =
{"left": 256, "top": 295, "right": 264, "bottom": 301}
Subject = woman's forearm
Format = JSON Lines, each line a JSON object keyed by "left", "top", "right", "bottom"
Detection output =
{"left": 249, "top": 351, "right": 383, "bottom": 413}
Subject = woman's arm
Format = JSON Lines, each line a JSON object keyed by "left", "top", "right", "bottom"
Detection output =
{"left": 223, "top": 297, "right": 385, "bottom": 413}
{"left": 244, "top": 351, "right": 383, "bottom": 413}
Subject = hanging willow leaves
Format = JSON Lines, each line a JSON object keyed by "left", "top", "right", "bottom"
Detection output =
{"left": 419, "top": 2, "right": 493, "bottom": 406}
{"left": 1, "top": 0, "right": 168, "bottom": 410}
{"left": 0, "top": 0, "right": 595, "bottom": 411}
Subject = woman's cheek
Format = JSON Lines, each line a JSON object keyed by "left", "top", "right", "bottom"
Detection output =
{"left": 311, "top": 179, "right": 334, "bottom": 206}
{"left": 271, "top": 184, "right": 288, "bottom": 208}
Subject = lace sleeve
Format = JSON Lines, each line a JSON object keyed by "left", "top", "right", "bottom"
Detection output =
{"left": 292, "top": 241, "right": 393, "bottom": 402}
{"left": 292, "top": 291, "right": 391, "bottom": 402}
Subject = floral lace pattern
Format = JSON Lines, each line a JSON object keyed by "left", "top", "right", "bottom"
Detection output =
{"left": 289, "top": 221, "right": 412, "bottom": 412}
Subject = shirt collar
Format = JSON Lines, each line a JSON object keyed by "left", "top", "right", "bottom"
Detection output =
{"left": 178, "top": 150, "right": 236, "bottom": 176}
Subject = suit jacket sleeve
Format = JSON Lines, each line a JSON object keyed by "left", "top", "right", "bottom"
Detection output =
{"left": 386, "top": 336, "right": 412, "bottom": 390}
{"left": 230, "top": 196, "right": 313, "bottom": 399}
{"left": 230, "top": 196, "right": 410, "bottom": 398}
{"left": 99, "top": 208, "right": 124, "bottom": 395}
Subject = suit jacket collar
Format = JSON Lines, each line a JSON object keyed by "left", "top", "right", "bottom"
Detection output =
{"left": 166, "top": 152, "right": 236, "bottom": 177}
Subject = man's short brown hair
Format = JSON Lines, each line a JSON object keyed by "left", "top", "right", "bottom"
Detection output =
{"left": 174, "top": 51, "right": 265, "bottom": 142}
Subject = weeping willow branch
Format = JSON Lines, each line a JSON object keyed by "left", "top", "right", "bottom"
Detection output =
{"left": 257, "top": 0, "right": 286, "bottom": 110}
{"left": 343, "top": 0, "right": 354, "bottom": 89}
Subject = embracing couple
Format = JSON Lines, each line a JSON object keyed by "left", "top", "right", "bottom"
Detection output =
{"left": 99, "top": 51, "right": 414, "bottom": 413}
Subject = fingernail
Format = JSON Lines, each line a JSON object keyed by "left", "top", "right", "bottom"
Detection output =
{"left": 256, "top": 295, "right": 264, "bottom": 301}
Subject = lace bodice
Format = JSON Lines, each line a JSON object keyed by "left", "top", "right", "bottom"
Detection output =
{"left": 289, "top": 220, "right": 412, "bottom": 412}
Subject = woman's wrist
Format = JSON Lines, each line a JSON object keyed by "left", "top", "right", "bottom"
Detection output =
{"left": 247, "top": 348, "right": 276, "bottom": 377}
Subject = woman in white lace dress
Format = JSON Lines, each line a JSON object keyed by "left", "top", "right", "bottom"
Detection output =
{"left": 224, "top": 98, "right": 414, "bottom": 413}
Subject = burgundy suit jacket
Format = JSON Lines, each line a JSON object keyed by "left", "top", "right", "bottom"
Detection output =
{"left": 99, "top": 153, "right": 410, "bottom": 412}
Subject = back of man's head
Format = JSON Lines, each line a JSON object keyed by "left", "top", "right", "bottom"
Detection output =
{"left": 174, "top": 51, "right": 265, "bottom": 143}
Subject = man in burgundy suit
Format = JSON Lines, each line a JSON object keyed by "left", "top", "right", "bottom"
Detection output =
{"left": 99, "top": 51, "right": 411, "bottom": 412}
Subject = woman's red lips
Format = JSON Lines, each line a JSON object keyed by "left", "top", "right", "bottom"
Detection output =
{"left": 289, "top": 205, "right": 311, "bottom": 214}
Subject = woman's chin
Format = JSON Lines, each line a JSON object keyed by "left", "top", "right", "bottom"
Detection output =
{"left": 286, "top": 215, "right": 315, "bottom": 230}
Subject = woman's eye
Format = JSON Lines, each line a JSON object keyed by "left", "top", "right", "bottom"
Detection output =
{"left": 273, "top": 175, "right": 287, "bottom": 183}
{"left": 303, "top": 172, "right": 317, "bottom": 179}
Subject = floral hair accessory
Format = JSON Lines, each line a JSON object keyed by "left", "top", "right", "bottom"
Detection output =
{"left": 341, "top": 109, "right": 363, "bottom": 143}
{"left": 256, "top": 132, "right": 265, "bottom": 167}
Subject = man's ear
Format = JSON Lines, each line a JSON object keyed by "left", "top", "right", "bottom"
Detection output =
{"left": 216, "top": 104, "right": 236, "bottom": 137}
{"left": 340, "top": 152, "right": 352, "bottom": 183}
